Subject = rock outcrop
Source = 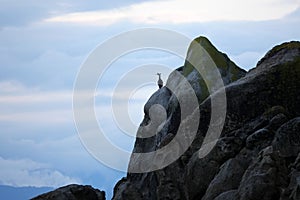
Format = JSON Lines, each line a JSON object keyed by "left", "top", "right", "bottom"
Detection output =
{"left": 112, "top": 39, "right": 300, "bottom": 200}
{"left": 31, "top": 184, "right": 105, "bottom": 200}
{"left": 32, "top": 38, "right": 300, "bottom": 200}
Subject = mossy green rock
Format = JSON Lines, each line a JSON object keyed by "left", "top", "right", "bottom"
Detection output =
{"left": 183, "top": 36, "right": 242, "bottom": 76}
{"left": 227, "top": 41, "right": 300, "bottom": 119}
{"left": 182, "top": 36, "right": 246, "bottom": 102}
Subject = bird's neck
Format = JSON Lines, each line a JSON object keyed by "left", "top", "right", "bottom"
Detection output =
{"left": 158, "top": 74, "right": 161, "bottom": 79}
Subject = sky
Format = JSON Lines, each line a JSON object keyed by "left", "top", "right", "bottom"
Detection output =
{"left": 0, "top": 0, "right": 300, "bottom": 199}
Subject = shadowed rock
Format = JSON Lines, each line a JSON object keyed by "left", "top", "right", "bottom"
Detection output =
{"left": 31, "top": 184, "right": 105, "bottom": 200}
{"left": 112, "top": 40, "right": 300, "bottom": 200}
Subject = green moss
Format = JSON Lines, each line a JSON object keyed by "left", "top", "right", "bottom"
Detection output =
{"left": 229, "top": 62, "right": 246, "bottom": 81}
{"left": 181, "top": 36, "right": 246, "bottom": 103}
{"left": 182, "top": 61, "right": 195, "bottom": 77}
{"left": 183, "top": 36, "right": 244, "bottom": 80}
{"left": 194, "top": 36, "right": 228, "bottom": 69}
{"left": 268, "top": 41, "right": 300, "bottom": 55}
{"left": 258, "top": 41, "right": 300, "bottom": 66}
{"left": 199, "top": 79, "right": 209, "bottom": 101}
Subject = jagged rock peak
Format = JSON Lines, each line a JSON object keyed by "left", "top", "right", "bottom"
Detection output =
{"left": 193, "top": 36, "right": 215, "bottom": 49}
{"left": 183, "top": 36, "right": 246, "bottom": 87}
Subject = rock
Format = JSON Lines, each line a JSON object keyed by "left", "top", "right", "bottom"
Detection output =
{"left": 183, "top": 36, "right": 246, "bottom": 101}
{"left": 31, "top": 184, "right": 105, "bottom": 200}
{"left": 184, "top": 153, "right": 220, "bottom": 199}
{"left": 201, "top": 157, "right": 248, "bottom": 200}
{"left": 113, "top": 36, "right": 246, "bottom": 200}
{"left": 112, "top": 178, "right": 142, "bottom": 200}
{"left": 281, "top": 169, "right": 300, "bottom": 200}
{"left": 31, "top": 38, "right": 300, "bottom": 200}
{"left": 237, "top": 146, "right": 289, "bottom": 200}
{"left": 184, "top": 136, "right": 243, "bottom": 199}
{"left": 272, "top": 117, "right": 300, "bottom": 157}
{"left": 112, "top": 39, "right": 300, "bottom": 200}
{"left": 214, "top": 190, "right": 238, "bottom": 200}
{"left": 291, "top": 153, "right": 300, "bottom": 170}
{"left": 268, "top": 113, "right": 288, "bottom": 131}
{"left": 156, "top": 165, "right": 184, "bottom": 200}
{"left": 246, "top": 128, "right": 273, "bottom": 150}
{"left": 255, "top": 41, "right": 300, "bottom": 72}
{"left": 262, "top": 106, "right": 288, "bottom": 120}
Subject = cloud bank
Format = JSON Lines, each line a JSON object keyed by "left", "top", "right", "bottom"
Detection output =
{"left": 0, "top": 157, "right": 80, "bottom": 188}
{"left": 45, "top": 0, "right": 300, "bottom": 26}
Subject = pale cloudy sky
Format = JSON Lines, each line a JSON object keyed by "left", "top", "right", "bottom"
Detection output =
{"left": 46, "top": 0, "right": 299, "bottom": 25}
{"left": 0, "top": 0, "right": 299, "bottom": 199}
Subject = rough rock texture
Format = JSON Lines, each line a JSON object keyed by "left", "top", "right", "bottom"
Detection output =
{"left": 113, "top": 39, "right": 300, "bottom": 200}
{"left": 31, "top": 184, "right": 105, "bottom": 200}
{"left": 113, "top": 36, "right": 246, "bottom": 200}
{"left": 32, "top": 39, "right": 300, "bottom": 200}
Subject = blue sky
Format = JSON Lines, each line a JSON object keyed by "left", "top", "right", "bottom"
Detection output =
{"left": 0, "top": 0, "right": 300, "bottom": 199}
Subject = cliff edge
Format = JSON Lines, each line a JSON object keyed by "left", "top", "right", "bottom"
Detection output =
{"left": 32, "top": 38, "right": 300, "bottom": 200}
{"left": 112, "top": 39, "right": 300, "bottom": 200}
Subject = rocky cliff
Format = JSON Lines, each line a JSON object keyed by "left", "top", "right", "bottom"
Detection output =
{"left": 32, "top": 38, "right": 300, "bottom": 200}
{"left": 112, "top": 38, "right": 300, "bottom": 200}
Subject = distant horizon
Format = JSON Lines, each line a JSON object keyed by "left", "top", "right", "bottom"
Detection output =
{"left": 0, "top": 185, "right": 52, "bottom": 200}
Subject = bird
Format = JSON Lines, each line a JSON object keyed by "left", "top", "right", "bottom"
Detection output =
{"left": 156, "top": 73, "right": 163, "bottom": 89}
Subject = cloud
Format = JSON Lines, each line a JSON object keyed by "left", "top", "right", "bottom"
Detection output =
{"left": 0, "top": 109, "right": 72, "bottom": 124}
{"left": 0, "top": 75, "right": 159, "bottom": 126}
{"left": 45, "top": 0, "right": 300, "bottom": 26}
{"left": 0, "top": 132, "right": 124, "bottom": 199}
{"left": 0, "top": 81, "right": 73, "bottom": 124}
{"left": 0, "top": 80, "right": 36, "bottom": 93}
{"left": 0, "top": 0, "right": 73, "bottom": 28}
{"left": 0, "top": 156, "right": 81, "bottom": 188}
{"left": 0, "top": 0, "right": 153, "bottom": 28}
{"left": 0, "top": 81, "right": 71, "bottom": 103}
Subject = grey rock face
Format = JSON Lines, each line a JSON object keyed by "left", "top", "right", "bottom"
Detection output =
{"left": 112, "top": 40, "right": 300, "bottom": 200}
{"left": 272, "top": 118, "right": 300, "bottom": 157}
{"left": 254, "top": 41, "right": 300, "bottom": 73}
{"left": 214, "top": 190, "right": 238, "bottom": 200}
{"left": 237, "top": 146, "right": 289, "bottom": 200}
{"left": 282, "top": 153, "right": 300, "bottom": 200}
{"left": 201, "top": 157, "right": 248, "bottom": 200}
{"left": 246, "top": 128, "right": 273, "bottom": 149}
{"left": 31, "top": 184, "right": 105, "bottom": 200}
{"left": 113, "top": 36, "right": 246, "bottom": 200}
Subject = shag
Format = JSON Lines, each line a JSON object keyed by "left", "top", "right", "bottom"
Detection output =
{"left": 157, "top": 73, "right": 163, "bottom": 89}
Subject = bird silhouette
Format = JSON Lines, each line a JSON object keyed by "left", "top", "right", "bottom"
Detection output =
{"left": 157, "top": 73, "right": 163, "bottom": 89}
